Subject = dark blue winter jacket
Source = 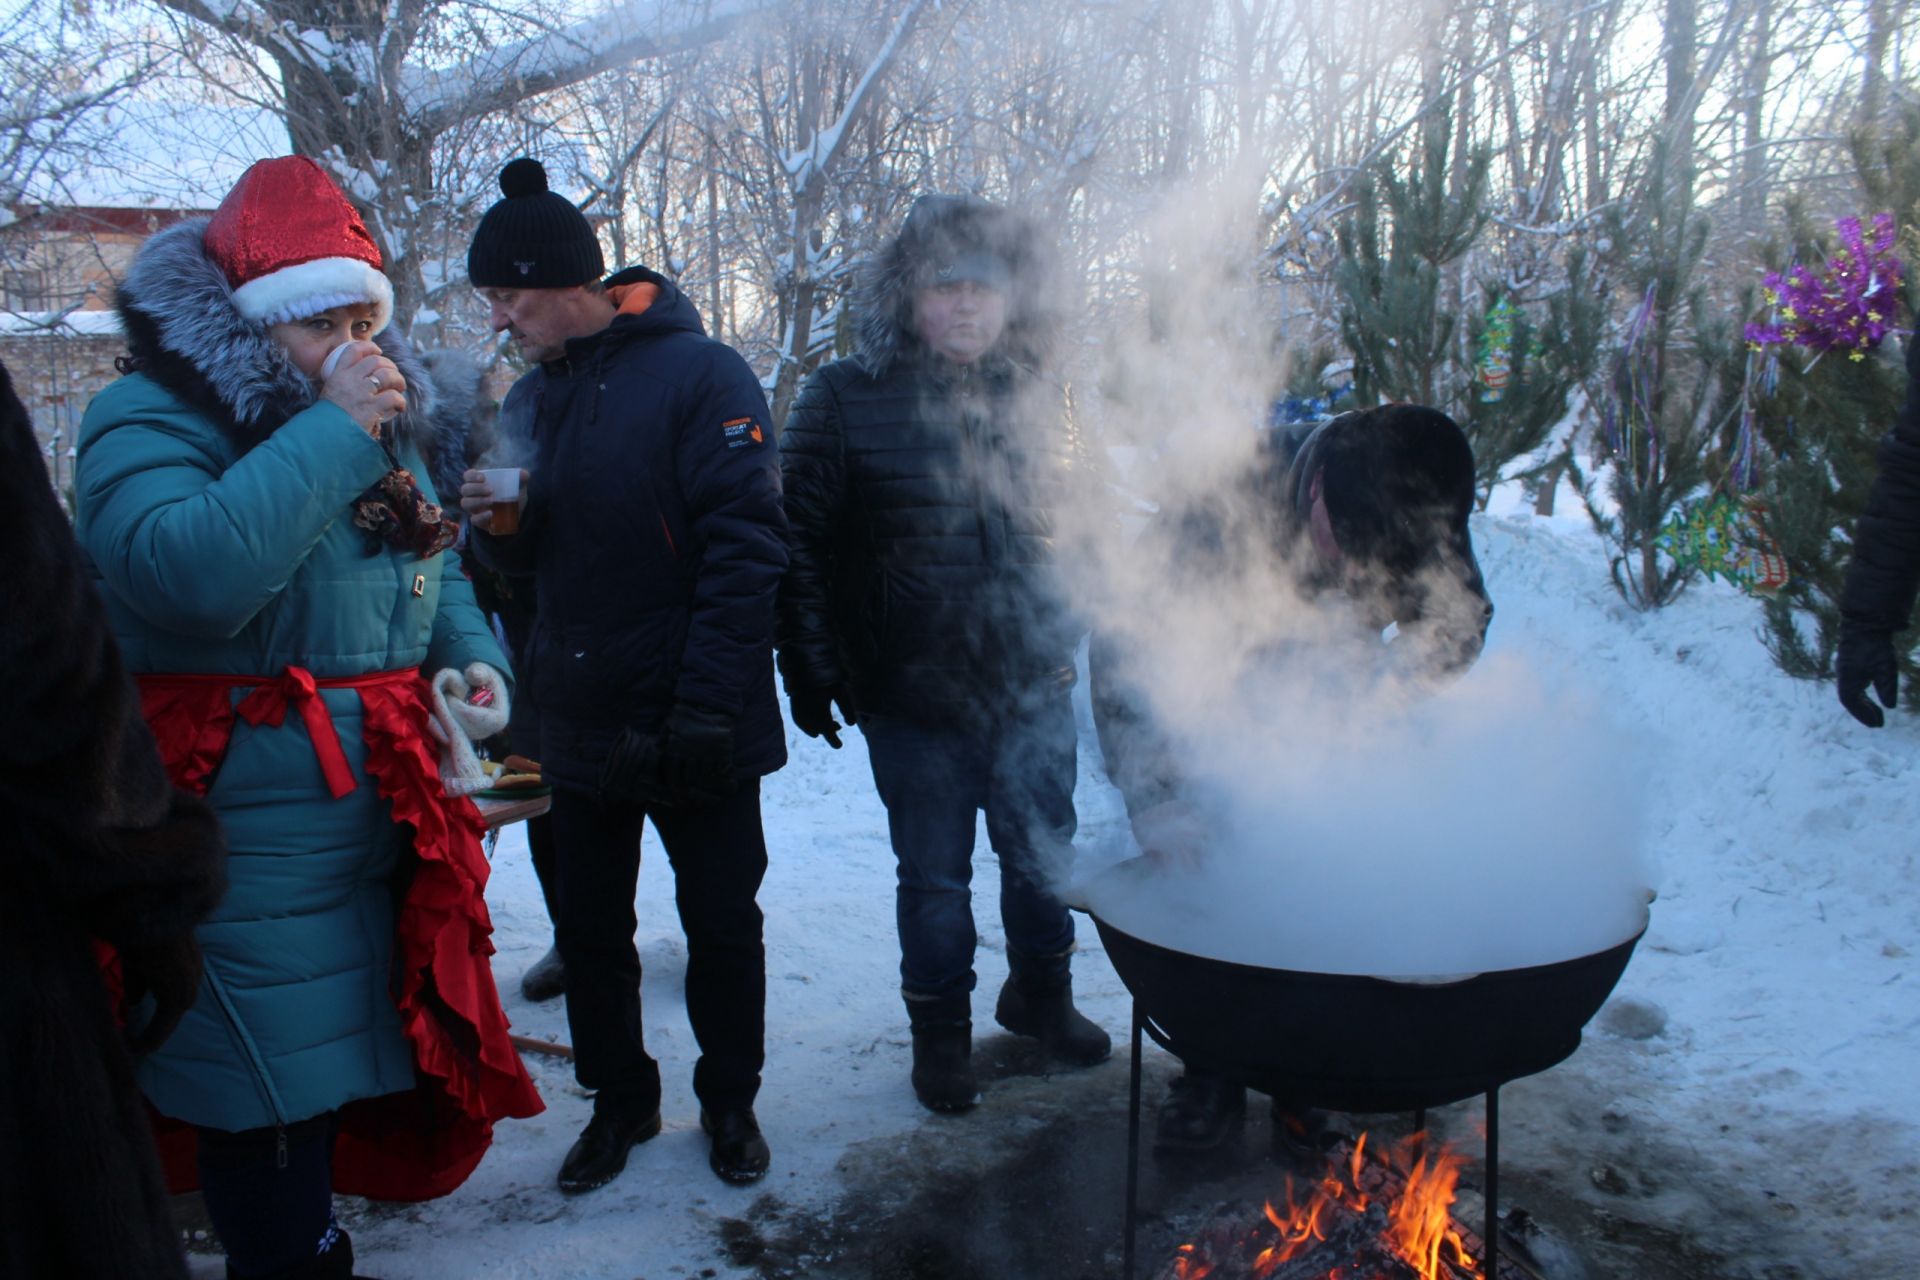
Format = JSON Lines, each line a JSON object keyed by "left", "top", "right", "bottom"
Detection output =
{"left": 474, "top": 267, "right": 788, "bottom": 792}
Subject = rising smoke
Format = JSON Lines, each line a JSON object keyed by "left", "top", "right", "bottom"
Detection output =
{"left": 1035, "top": 171, "right": 1656, "bottom": 977}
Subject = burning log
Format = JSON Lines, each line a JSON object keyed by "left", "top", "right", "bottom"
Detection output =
{"left": 1154, "top": 1133, "right": 1532, "bottom": 1280}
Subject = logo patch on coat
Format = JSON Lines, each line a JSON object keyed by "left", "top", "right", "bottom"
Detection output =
{"left": 722, "top": 417, "right": 765, "bottom": 449}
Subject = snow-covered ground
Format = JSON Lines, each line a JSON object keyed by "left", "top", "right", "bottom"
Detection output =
{"left": 191, "top": 505, "right": 1919, "bottom": 1278}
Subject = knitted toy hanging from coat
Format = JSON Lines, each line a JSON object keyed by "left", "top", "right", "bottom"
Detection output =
{"left": 354, "top": 465, "right": 458, "bottom": 559}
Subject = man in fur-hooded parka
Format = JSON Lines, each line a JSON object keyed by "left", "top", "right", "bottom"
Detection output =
{"left": 0, "top": 359, "right": 226, "bottom": 1280}
{"left": 776, "top": 194, "right": 1109, "bottom": 1112}
{"left": 777, "top": 195, "right": 1083, "bottom": 729}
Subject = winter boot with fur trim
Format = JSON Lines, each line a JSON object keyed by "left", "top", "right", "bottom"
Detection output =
{"left": 995, "top": 950, "right": 1112, "bottom": 1067}
{"left": 906, "top": 992, "right": 980, "bottom": 1112}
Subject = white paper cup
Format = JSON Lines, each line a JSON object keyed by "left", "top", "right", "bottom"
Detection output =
{"left": 480, "top": 467, "right": 523, "bottom": 534}
{"left": 480, "top": 467, "right": 520, "bottom": 502}
{"left": 319, "top": 343, "right": 351, "bottom": 382}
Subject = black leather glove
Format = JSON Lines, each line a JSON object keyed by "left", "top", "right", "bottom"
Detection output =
{"left": 600, "top": 726, "right": 671, "bottom": 807}
{"left": 1837, "top": 624, "right": 1900, "bottom": 727}
{"left": 788, "top": 684, "right": 861, "bottom": 749}
{"left": 120, "top": 934, "right": 204, "bottom": 1055}
{"left": 662, "top": 702, "right": 737, "bottom": 808}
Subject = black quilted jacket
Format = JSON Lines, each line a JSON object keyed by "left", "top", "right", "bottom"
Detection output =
{"left": 776, "top": 351, "right": 1084, "bottom": 727}
{"left": 1841, "top": 336, "right": 1920, "bottom": 638}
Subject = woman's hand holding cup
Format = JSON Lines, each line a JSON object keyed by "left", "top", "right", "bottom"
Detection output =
{"left": 321, "top": 341, "right": 407, "bottom": 435}
{"left": 460, "top": 467, "right": 529, "bottom": 534}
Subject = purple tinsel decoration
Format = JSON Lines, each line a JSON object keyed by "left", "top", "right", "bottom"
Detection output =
{"left": 1744, "top": 213, "right": 1905, "bottom": 362}
{"left": 1608, "top": 282, "right": 1660, "bottom": 460}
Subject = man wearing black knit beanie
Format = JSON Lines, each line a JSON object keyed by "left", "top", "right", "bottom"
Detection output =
{"left": 459, "top": 157, "right": 788, "bottom": 1194}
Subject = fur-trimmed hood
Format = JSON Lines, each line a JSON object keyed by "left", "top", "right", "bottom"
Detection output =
{"left": 852, "top": 195, "right": 1061, "bottom": 378}
{"left": 418, "top": 346, "right": 495, "bottom": 502}
{"left": 115, "top": 220, "right": 468, "bottom": 493}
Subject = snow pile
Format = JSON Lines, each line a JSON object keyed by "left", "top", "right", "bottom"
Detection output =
{"left": 249, "top": 502, "right": 1920, "bottom": 1279}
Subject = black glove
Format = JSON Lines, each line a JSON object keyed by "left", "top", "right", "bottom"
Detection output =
{"left": 1837, "top": 624, "right": 1900, "bottom": 727}
{"left": 661, "top": 702, "right": 737, "bottom": 808}
{"left": 120, "top": 934, "right": 204, "bottom": 1055}
{"left": 788, "top": 684, "right": 861, "bottom": 749}
{"left": 600, "top": 726, "right": 671, "bottom": 807}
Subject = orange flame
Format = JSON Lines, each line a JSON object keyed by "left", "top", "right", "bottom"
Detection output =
{"left": 1166, "top": 1130, "right": 1481, "bottom": 1280}
{"left": 1173, "top": 1241, "right": 1214, "bottom": 1280}
{"left": 1385, "top": 1143, "right": 1477, "bottom": 1280}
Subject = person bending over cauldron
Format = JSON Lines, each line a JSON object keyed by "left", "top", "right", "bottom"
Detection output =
{"left": 1088, "top": 403, "right": 1494, "bottom": 1154}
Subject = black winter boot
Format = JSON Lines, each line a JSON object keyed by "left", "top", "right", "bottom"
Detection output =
{"left": 223, "top": 1224, "right": 372, "bottom": 1279}
{"left": 519, "top": 943, "right": 567, "bottom": 1002}
{"left": 905, "top": 993, "right": 980, "bottom": 1112}
{"left": 994, "top": 951, "right": 1112, "bottom": 1067}
{"left": 1269, "top": 1101, "right": 1336, "bottom": 1162}
{"left": 1153, "top": 1070, "right": 1246, "bottom": 1153}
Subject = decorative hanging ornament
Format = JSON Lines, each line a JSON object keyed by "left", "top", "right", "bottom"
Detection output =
{"left": 1477, "top": 296, "right": 1517, "bottom": 402}
{"left": 1744, "top": 213, "right": 1905, "bottom": 363}
{"left": 1655, "top": 493, "right": 1790, "bottom": 595}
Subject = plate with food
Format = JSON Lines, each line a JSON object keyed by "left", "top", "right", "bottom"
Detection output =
{"left": 475, "top": 755, "right": 551, "bottom": 800}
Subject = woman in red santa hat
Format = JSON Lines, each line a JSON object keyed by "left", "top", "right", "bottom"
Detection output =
{"left": 73, "top": 155, "right": 542, "bottom": 1280}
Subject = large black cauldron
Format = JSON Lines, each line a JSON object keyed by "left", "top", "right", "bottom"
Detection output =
{"left": 1081, "top": 865, "right": 1646, "bottom": 1113}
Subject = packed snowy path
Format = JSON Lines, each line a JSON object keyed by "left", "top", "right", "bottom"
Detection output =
{"left": 179, "top": 509, "right": 1918, "bottom": 1279}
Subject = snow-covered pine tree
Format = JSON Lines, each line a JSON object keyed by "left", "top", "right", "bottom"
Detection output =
{"left": 1575, "top": 140, "right": 1745, "bottom": 610}
{"left": 1333, "top": 99, "right": 1488, "bottom": 412}
{"left": 1461, "top": 248, "right": 1605, "bottom": 508}
{"left": 1754, "top": 109, "right": 1920, "bottom": 687}
{"left": 1335, "top": 99, "right": 1600, "bottom": 503}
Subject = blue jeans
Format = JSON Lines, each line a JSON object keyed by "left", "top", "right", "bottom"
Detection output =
{"left": 862, "top": 691, "right": 1078, "bottom": 1000}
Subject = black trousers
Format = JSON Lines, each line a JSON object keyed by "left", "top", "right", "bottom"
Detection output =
{"left": 546, "top": 780, "right": 768, "bottom": 1115}
{"left": 196, "top": 1115, "right": 340, "bottom": 1278}
{"left": 525, "top": 809, "right": 559, "bottom": 934}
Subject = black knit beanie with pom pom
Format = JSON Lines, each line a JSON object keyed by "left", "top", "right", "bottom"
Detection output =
{"left": 467, "top": 157, "right": 606, "bottom": 289}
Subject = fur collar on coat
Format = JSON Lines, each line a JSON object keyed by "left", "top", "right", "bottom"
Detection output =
{"left": 115, "top": 220, "right": 468, "bottom": 495}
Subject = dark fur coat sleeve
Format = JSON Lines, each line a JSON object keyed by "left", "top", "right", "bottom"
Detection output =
{"left": 0, "top": 359, "right": 225, "bottom": 1279}
{"left": 0, "top": 361, "right": 225, "bottom": 944}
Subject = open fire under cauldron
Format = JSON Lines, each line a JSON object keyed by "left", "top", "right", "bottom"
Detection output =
{"left": 1072, "top": 859, "right": 1649, "bottom": 1279}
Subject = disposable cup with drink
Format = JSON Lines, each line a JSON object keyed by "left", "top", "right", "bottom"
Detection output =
{"left": 480, "top": 467, "right": 523, "bottom": 535}
{"left": 319, "top": 343, "right": 352, "bottom": 382}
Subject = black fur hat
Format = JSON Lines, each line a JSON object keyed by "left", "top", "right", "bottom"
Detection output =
{"left": 1291, "top": 404, "right": 1477, "bottom": 574}
{"left": 467, "top": 158, "right": 605, "bottom": 290}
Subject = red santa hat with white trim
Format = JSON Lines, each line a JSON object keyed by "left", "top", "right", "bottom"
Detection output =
{"left": 203, "top": 155, "right": 394, "bottom": 334}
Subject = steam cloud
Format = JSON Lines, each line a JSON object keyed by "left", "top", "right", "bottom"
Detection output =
{"left": 1070, "top": 652, "right": 1655, "bottom": 976}
{"left": 1029, "top": 173, "right": 1656, "bottom": 977}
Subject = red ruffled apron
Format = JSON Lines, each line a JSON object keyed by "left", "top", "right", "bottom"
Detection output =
{"left": 117, "top": 665, "right": 543, "bottom": 1201}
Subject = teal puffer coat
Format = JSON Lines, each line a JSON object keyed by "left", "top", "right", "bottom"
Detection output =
{"left": 73, "top": 223, "right": 510, "bottom": 1133}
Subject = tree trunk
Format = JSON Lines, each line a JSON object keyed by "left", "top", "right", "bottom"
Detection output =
{"left": 1738, "top": 0, "right": 1771, "bottom": 235}
{"left": 1581, "top": 2, "right": 1608, "bottom": 211}
{"left": 1664, "top": 0, "right": 1698, "bottom": 210}
{"left": 1534, "top": 455, "right": 1564, "bottom": 516}
{"left": 1863, "top": 0, "right": 1893, "bottom": 127}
